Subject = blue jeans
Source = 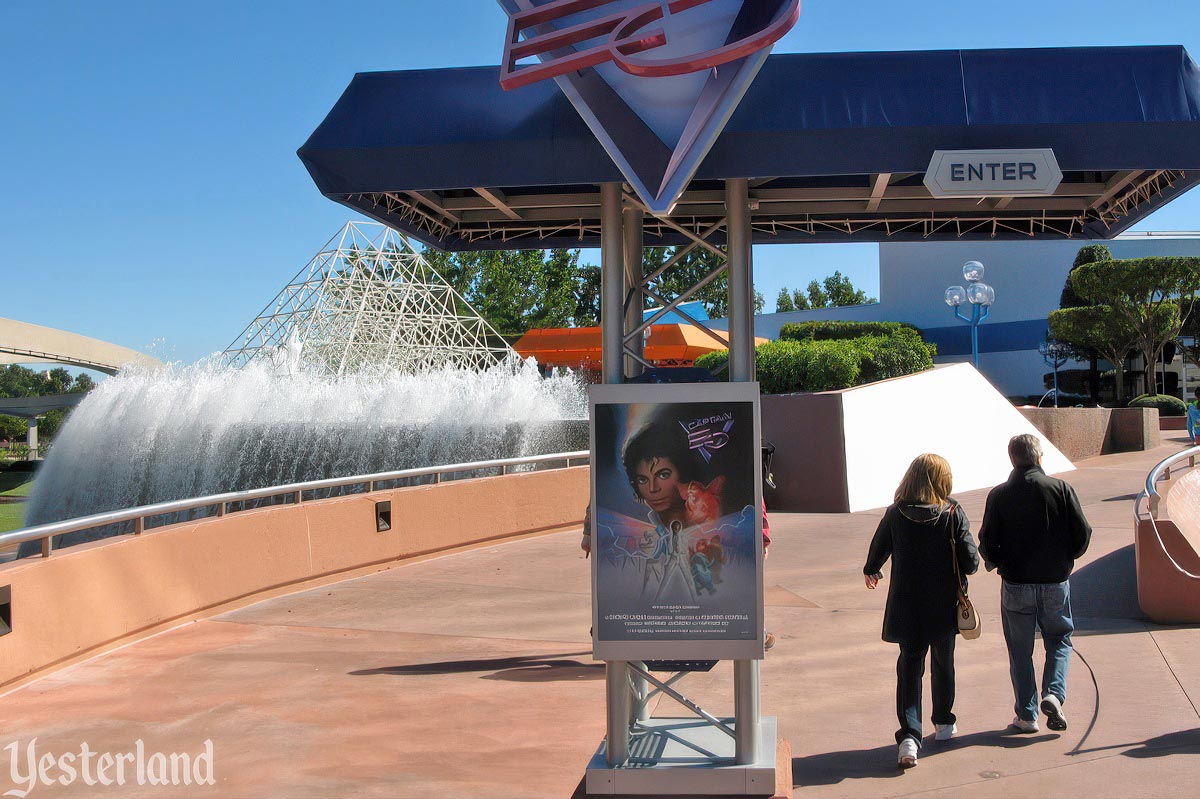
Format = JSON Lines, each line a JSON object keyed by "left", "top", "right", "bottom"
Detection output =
{"left": 1000, "top": 580, "right": 1074, "bottom": 721}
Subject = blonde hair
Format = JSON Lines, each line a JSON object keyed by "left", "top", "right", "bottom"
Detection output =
{"left": 894, "top": 453, "right": 953, "bottom": 506}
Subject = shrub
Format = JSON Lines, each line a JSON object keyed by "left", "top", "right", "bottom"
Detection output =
{"left": 847, "top": 335, "right": 936, "bottom": 384}
{"left": 696, "top": 334, "right": 933, "bottom": 394}
{"left": 778, "top": 320, "right": 922, "bottom": 343}
{"left": 1127, "top": 394, "right": 1188, "bottom": 416}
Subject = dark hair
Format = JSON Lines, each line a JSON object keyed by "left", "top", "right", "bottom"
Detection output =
{"left": 621, "top": 421, "right": 697, "bottom": 496}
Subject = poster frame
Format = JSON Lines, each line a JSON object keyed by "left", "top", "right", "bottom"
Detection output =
{"left": 589, "top": 381, "right": 764, "bottom": 662}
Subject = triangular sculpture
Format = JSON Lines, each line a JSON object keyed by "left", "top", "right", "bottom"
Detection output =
{"left": 221, "top": 222, "right": 513, "bottom": 375}
{"left": 496, "top": 0, "right": 800, "bottom": 214}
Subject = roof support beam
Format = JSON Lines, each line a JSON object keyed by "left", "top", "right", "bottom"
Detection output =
{"left": 866, "top": 173, "right": 891, "bottom": 212}
{"left": 406, "top": 191, "right": 460, "bottom": 223}
{"left": 473, "top": 187, "right": 522, "bottom": 220}
{"left": 1090, "top": 170, "right": 1142, "bottom": 210}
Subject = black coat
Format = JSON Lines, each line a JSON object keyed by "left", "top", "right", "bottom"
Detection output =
{"left": 864, "top": 502, "right": 979, "bottom": 646}
{"left": 978, "top": 465, "right": 1091, "bottom": 584}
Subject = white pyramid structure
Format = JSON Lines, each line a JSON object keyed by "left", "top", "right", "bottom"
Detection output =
{"left": 222, "top": 222, "right": 513, "bottom": 375}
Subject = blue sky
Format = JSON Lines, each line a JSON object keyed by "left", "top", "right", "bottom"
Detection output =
{"left": 3, "top": 1, "right": 1198, "bottom": 365}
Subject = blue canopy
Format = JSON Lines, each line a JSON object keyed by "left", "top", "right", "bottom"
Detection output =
{"left": 299, "top": 45, "right": 1200, "bottom": 250}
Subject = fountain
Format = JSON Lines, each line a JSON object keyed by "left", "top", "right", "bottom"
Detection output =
{"left": 23, "top": 356, "right": 588, "bottom": 546}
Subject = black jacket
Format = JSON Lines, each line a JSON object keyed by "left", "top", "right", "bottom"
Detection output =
{"left": 978, "top": 465, "right": 1091, "bottom": 584}
{"left": 864, "top": 502, "right": 979, "bottom": 646}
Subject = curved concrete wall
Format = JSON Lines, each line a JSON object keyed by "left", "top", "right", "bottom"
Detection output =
{"left": 0, "top": 466, "right": 589, "bottom": 689}
{"left": 1136, "top": 467, "right": 1200, "bottom": 624}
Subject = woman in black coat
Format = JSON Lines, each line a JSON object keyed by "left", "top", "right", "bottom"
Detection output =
{"left": 864, "top": 453, "right": 979, "bottom": 769}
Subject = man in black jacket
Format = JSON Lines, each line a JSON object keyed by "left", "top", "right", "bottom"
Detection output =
{"left": 979, "top": 434, "right": 1091, "bottom": 734}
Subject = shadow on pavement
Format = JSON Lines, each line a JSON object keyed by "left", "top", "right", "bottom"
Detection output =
{"left": 1071, "top": 544, "right": 1144, "bottom": 629}
{"left": 349, "top": 652, "right": 605, "bottom": 682}
{"left": 1072, "top": 727, "right": 1200, "bottom": 758}
{"left": 791, "top": 729, "right": 1056, "bottom": 786}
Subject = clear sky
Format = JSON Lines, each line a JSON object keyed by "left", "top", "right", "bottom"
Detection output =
{"left": 3, "top": 1, "right": 1198, "bottom": 366}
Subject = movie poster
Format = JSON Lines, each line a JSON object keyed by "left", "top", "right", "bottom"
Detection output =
{"left": 589, "top": 383, "right": 763, "bottom": 661}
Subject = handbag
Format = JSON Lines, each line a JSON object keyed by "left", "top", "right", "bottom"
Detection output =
{"left": 949, "top": 510, "right": 981, "bottom": 639}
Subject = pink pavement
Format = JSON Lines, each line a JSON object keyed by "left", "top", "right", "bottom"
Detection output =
{"left": 3, "top": 437, "right": 1199, "bottom": 798}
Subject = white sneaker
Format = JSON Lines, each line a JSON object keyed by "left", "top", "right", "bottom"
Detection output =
{"left": 1041, "top": 694, "right": 1067, "bottom": 731}
{"left": 897, "top": 737, "right": 918, "bottom": 768}
{"left": 1010, "top": 716, "right": 1040, "bottom": 733}
{"left": 935, "top": 723, "right": 957, "bottom": 741}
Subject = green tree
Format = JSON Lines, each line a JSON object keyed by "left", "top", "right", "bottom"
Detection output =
{"left": 821, "top": 270, "right": 874, "bottom": 306}
{"left": 423, "top": 248, "right": 583, "bottom": 335}
{"left": 805, "top": 279, "right": 829, "bottom": 308}
{"left": 789, "top": 288, "right": 811, "bottom": 310}
{"left": 0, "top": 365, "right": 100, "bottom": 448}
{"left": 1070, "top": 257, "right": 1200, "bottom": 395}
{"left": 1048, "top": 306, "right": 1139, "bottom": 402}
{"left": 1060, "top": 244, "right": 1113, "bottom": 309}
{"left": 775, "top": 288, "right": 795, "bottom": 313}
{"left": 775, "top": 272, "right": 875, "bottom": 311}
{"left": 1057, "top": 244, "right": 1114, "bottom": 402}
{"left": 574, "top": 265, "right": 602, "bottom": 326}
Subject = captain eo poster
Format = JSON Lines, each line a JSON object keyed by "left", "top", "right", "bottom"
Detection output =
{"left": 589, "top": 382, "right": 764, "bottom": 661}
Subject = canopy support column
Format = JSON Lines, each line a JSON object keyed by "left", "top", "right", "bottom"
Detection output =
{"left": 599, "top": 181, "right": 632, "bottom": 767}
{"left": 726, "top": 178, "right": 755, "bottom": 383}
{"left": 601, "top": 182, "right": 625, "bottom": 386}
{"left": 726, "top": 177, "right": 761, "bottom": 766}
{"left": 623, "top": 206, "right": 645, "bottom": 378}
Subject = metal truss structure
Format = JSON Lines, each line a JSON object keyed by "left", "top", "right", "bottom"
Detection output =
{"left": 344, "top": 168, "right": 1189, "bottom": 249}
{"left": 221, "top": 222, "right": 512, "bottom": 376}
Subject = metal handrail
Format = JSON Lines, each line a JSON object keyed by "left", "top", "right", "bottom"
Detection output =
{"left": 0, "top": 450, "right": 590, "bottom": 557}
{"left": 1135, "top": 444, "right": 1200, "bottom": 521}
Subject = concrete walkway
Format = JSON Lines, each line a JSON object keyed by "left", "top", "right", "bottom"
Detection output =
{"left": 4, "top": 438, "right": 1200, "bottom": 798}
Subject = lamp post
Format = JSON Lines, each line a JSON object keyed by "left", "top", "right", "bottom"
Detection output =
{"left": 1039, "top": 339, "right": 1070, "bottom": 408}
{"left": 944, "top": 261, "right": 995, "bottom": 368}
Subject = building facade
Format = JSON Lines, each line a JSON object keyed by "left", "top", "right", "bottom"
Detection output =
{"left": 742, "top": 233, "right": 1200, "bottom": 399}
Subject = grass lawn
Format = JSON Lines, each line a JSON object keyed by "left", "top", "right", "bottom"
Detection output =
{"left": 0, "top": 471, "right": 35, "bottom": 497}
{"left": 0, "top": 501, "right": 25, "bottom": 534}
{"left": 0, "top": 472, "right": 33, "bottom": 533}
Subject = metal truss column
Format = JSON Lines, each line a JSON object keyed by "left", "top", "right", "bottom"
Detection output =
{"left": 725, "top": 178, "right": 755, "bottom": 383}
{"left": 599, "top": 182, "right": 632, "bottom": 767}
{"left": 622, "top": 207, "right": 645, "bottom": 379}
{"left": 726, "top": 177, "right": 761, "bottom": 766}
{"left": 601, "top": 183, "right": 625, "bottom": 386}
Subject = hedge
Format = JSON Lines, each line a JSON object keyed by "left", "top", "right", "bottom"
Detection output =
{"left": 1128, "top": 394, "right": 1188, "bottom": 417}
{"left": 696, "top": 333, "right": 935, "bottom": 394}
{"left": 778, "top": 320, "right": 923, "bottom": 343}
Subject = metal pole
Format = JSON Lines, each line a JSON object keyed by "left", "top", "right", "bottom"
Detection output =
{"left": 735, "top": 659, "right": 761, "bottom": 764}
{"left": 971, "top": 307, "right": 980, "bottom": 368}
{"left": 623, "top": 206, "right": 645, "bottom": 379}
{"left": 632, "top": 660, "right": 651, "bottom": 723}
{"left": 1053, "top": 363, "right": 1060, "bottom": 407}
{"left": 725, "top": 178, "right": 754, "bottom": 382}
{"left": 726, "top": 178, "right": 761, "bottom": 766}
{"left": 601, "top": 182, "right": 625, "bottom": 385}
{"left": 599, "top": 182, "right": 631, "bottom": 766}
{"left": 606, "top": 659, "right": 631, "bottom": 766}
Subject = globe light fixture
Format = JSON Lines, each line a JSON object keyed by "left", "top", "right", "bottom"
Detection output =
{"left": 944, "top": 261, "right": 996, "bottom": 368}
{"left": 962, "top": 261, "right": 985, "bottom": 283}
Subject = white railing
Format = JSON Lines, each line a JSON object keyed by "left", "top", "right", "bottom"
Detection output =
{"left": 0, "top": 450, "right": 589, "bottom": 559}
{"left": 1135, "top": 444, "right": 1200, "bottom": 520}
